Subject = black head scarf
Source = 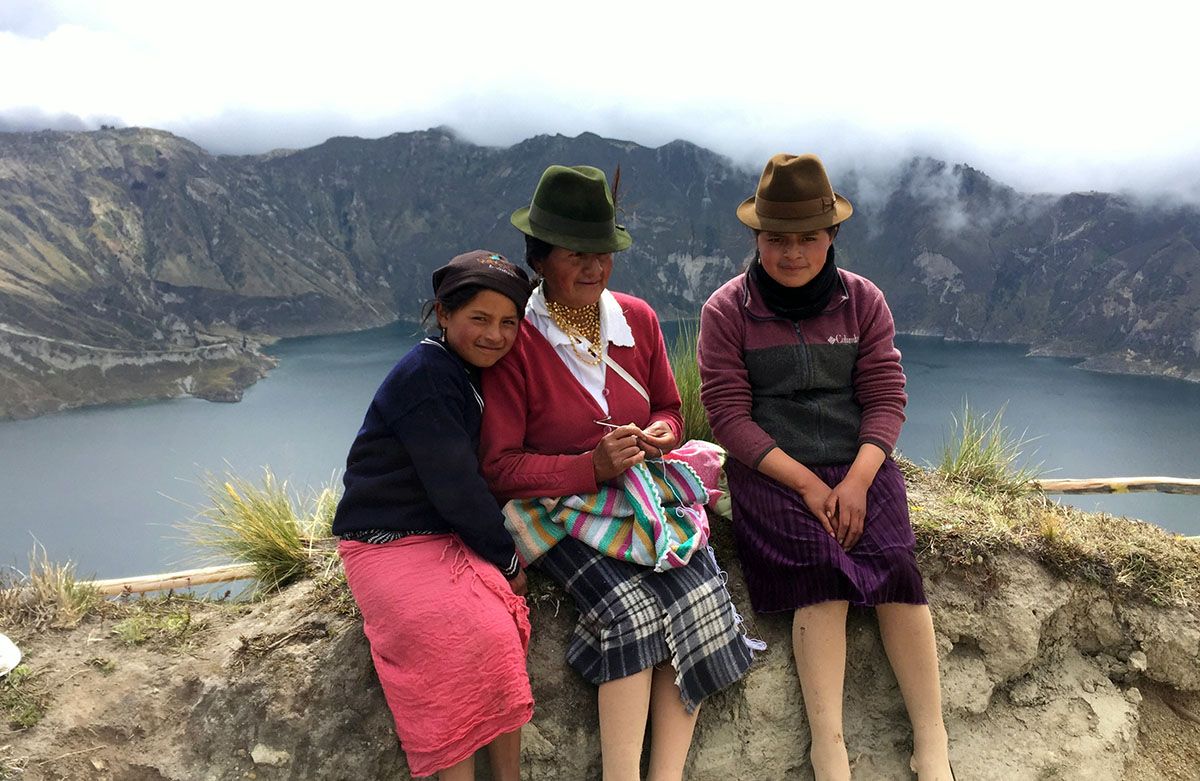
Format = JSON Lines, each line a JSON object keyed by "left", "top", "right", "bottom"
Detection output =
{"left": 749, "top": 245, "right": 840, "bottom": 321}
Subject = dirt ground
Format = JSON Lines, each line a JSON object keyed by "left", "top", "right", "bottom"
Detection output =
{"left": 1124, "top": 683, "right": 1200, "bottom": 781}
{"left": 2, "top": 598, "right": 244, "bottom": 780}
{"left": 4, "top": 565, "right": 1200, "bottom": 780}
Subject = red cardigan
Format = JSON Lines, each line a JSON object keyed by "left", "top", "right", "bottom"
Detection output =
{"left": 481, "top": 292, "right": 684, "bottom": 501}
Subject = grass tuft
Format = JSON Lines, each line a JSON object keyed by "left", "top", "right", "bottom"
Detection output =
{"left": 669, "top": 320, "right": 712, "bottom": 443}
{"left": 936, "top": 401, "right": 1042, "bottom": 495}
{"left": 0, "top": 745, "right": 27, "bottom": 780}
{"left": 86, "top": 657, "right": 117, "bottom": 674}
{"left": 184, "top": 467, "right": 340, "bottom": 593}
{"left": 1039, "top": 510, "right": 1064, "bottom": 543}
{"left": 112, "top": 603, "right": 204, "bottom": 648}
{"left": 0, "top": 545, "right": 101, "bottom": 630}
{"left": 307, "top": 568, "right": 359, "bottom": 619}
{"left": 1, "top": 664, "right": 49, "bottom": 730}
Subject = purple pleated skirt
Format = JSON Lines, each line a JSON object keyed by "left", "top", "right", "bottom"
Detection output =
{"left": 725, "top": 457, "right": 926, "bottom": 613}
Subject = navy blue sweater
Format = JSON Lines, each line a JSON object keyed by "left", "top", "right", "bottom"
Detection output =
{"left": 331, "top": 338, "right": 519, "bottom": 577}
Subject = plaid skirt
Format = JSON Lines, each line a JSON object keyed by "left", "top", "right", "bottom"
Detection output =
{"left": 537, "top": 535, "right": 758, "bottom": 712}
{"left": 726, "top": 457, "right": 927, "bottom": 613}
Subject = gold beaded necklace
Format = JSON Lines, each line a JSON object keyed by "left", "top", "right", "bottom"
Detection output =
{"left": 545, "top": 300, "right": 604, "bottom": 366}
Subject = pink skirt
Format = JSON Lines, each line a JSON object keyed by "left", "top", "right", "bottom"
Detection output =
{"left": 339, "top": 535, "right": 533, "bottom": 777}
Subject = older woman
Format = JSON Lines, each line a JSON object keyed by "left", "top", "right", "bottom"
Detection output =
{"left": 698, "top": 154, "right": 954, "bottom": 781}
{"left": 481, "top": 165, "right": 756, "bottom": 781}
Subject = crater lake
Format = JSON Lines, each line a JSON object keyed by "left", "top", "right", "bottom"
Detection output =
{"left": 2, "top": 324, "right": 1197, "bottom": 580}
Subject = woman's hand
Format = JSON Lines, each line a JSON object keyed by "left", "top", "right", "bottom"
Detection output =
{"left": 636, "top": 420, "right": 678, "bottom": 458}
{"left": 822, "top": 443, "right": 885, "bottom": 550}
{"left": 592, "top": 423, "right": 646, "bottom": 482}
{"left": 796, "top": 478, "right": 836, "bottom": 537}
{"left": 823, "top": 474, "right": 870, "bottom": 550}
{"left": 759, "top": 448, "right": 837, "bottom": 540}
{"left": 507, "top": 567, "right": 528, "bottom": 597}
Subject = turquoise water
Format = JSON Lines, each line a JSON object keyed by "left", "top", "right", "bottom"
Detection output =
{"left": 897, "top": 335, "right": 1200, "bottom": 529}
{"left": 0, "top": 323, "right": 1196, "bottom": 580}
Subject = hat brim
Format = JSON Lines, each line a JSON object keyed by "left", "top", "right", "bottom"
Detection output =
{"left": 736, "top": 193, "right": 854, "bottom": 233}
{"left": 510, "top": 207, "right": 632, "bottom": 253}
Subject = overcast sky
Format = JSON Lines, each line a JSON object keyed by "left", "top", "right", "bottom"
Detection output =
{"left": 2, "top": 0, "right": 1198, "bottom": 199}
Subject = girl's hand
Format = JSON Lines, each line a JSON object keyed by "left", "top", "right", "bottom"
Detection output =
{"left": 823, "top": 475, "right": 870, "bottom": 550}
{"left": 592, "top": 424, "right": 646, "bottom": 482}
{"left": 637, "top": 420, "right": 678, "bottom": 457}
{"left": 507, "top": 567, "right": 528, "bottom": 596}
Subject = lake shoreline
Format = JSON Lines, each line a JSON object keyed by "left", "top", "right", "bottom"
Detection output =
{"left": 4, "top": 322, "right": 1200, "bottom": 423}
{"left": 899, "top": 329, "right": 1200, "bottom": 385}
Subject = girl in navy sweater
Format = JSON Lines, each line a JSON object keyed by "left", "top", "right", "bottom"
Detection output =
{"left": 333, "top": 250, "right": 534, "bottom": 781}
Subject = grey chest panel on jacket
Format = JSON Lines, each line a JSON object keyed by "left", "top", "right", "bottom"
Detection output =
{"left": 744, "top": 341, "right": 860, "bottom": 395}
{"left": 744, "top": 340, "right": 864, "bottom": 465}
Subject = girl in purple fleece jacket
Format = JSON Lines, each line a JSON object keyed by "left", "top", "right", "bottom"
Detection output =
{"left": 698, "top": 154, "right": 954, "bottom": 781}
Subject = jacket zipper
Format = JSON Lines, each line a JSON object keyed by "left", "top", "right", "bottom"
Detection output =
{"left": 794, "top": 320, "right": 825, "bottom": 462}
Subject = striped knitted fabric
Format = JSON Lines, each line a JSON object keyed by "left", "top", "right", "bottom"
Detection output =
{"left": 503, "top": 456, "right": 712, "bottom": 572}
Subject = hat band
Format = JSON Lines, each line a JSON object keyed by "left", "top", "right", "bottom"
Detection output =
{"left": 529, "top": 202, "right": 615, "bottom": 240}
{"left": 755, "top": 194, "right": 836, "bottom": 220}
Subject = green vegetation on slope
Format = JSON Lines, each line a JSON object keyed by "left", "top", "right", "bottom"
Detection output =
{"left": 184, "top": 468, "right": 339, "bottom": 593}
{"left": 668, "top": 320, "right": 711, "bottom": 443}
{"left": 936, "top": 401, "right": 1042, "bottom": 496}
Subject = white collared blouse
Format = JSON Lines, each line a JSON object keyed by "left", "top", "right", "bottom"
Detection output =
{"left": 525, "top": 284, "right": 635, "bottom": 415}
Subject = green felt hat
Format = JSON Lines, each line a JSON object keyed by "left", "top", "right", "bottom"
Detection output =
{"left": 511, "top": 165, "right": 632, "bottom": 253}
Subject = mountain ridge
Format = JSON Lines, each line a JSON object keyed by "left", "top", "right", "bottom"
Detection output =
{"left": 1, "top": 126, "right": 1197, "bottom": 418}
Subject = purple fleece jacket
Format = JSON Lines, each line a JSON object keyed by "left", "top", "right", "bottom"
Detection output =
{"left": 698, "top": 268, "right": 907, "bottom": 468}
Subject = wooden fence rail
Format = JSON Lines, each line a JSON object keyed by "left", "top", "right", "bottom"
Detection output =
{"left": 1033, "top": 476, "right": 1200, "bottom": 496}
{"left": 87, "top": 564, "right": 257, "bottom": 595}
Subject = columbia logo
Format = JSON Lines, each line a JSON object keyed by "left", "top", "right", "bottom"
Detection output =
{"left": 827, "top": 335, "right": 858, "bottom": 344}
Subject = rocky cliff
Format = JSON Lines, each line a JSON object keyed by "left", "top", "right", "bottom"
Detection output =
{"left": 5, "top": 469, "right": 1200, "bottom": 780}
{"left": 2, "top": 128, "right": 1198, "bottom": 419}
{"left": 837, "top": 159, "right": 1200, "bottom": 382}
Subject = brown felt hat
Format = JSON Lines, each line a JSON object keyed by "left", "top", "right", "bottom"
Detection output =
{"left": 737, "top": 153, "right": 853, "bottom": 233}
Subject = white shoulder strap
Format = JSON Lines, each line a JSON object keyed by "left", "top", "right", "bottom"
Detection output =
{"left": 568, "top": 330, "right": 650, "bottom": 404}
{"left": 602, "top": 351, "right": 650, "bottom": 403}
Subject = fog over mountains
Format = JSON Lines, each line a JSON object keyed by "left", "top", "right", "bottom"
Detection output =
{"left": 1, "top": 126, "right": 1197, "bottom": 418}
